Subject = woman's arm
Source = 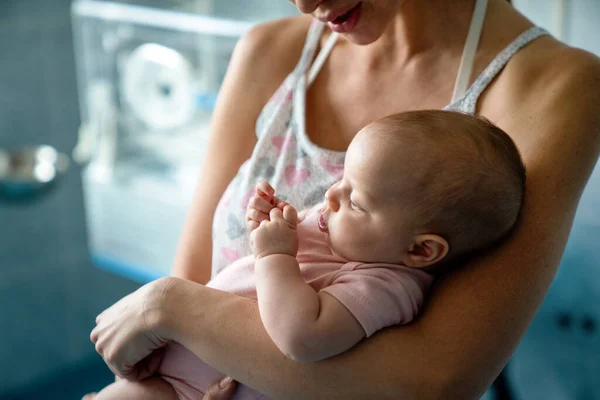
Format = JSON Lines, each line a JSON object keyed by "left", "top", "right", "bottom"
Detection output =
{"left": 158, "top": 48, "right": 600, "bottom": 399}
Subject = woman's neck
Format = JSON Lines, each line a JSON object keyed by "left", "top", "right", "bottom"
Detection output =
{"left": 351, "top": 0, "right": 516, "bottom": 69}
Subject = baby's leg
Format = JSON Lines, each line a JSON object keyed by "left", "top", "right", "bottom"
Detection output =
{"left": 90, "top": 377, "right": 178, "bottom": 400}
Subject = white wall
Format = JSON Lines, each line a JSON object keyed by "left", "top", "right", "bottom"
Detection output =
{"left": 514, "top": 0, "right": 600, "bottom": 55}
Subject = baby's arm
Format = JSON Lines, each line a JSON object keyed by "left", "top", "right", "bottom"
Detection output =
{"left": 255, "top": 253, "right": 366, "bottom": 362}
{"left": 247, "top": 188, "right": 365, "bottom": 362}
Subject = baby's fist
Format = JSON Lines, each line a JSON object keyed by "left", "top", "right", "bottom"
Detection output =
{"left": 250, "top": 205, "right": 298, "bottom": 259}
{"left": 246, "top": 181, "right": 288, "bottom": 232}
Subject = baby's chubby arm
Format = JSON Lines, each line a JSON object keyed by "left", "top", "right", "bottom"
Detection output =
{"left": 247, "top": 182, "right": 365, "bottom": 362}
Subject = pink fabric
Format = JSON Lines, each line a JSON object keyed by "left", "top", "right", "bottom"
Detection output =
{"left": 160, "top": 342, "right": 267, "bottom": 400}
{"left": 159, "top": 205, "right": 433, "bottom": 399}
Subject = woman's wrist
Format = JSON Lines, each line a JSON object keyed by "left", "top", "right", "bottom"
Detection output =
{"left": 154, "top": 277, "right": 232, "bottom": 346}
{"left": 149, "top": 276, "right": 184, "bottom": 343}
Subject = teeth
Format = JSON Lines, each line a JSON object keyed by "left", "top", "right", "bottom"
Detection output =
{"left": 334, "top": 8, "right": 352, "bottom": 23}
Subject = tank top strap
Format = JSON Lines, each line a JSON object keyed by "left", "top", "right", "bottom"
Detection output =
{"left": 293, "top": 22, "right": 340, "bottom": 156}
{"left": 457, "top": 26, "right": 550, "bottom": 114}
{"left": 291, "top": 19, "right": 328, "bottom": 81}
{"left": 255, "top": 20, "right": 327, "bottom": 139}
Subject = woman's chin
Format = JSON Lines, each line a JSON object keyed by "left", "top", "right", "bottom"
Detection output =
{"left": 338, "top": 24, "right": 386, "bottom": 46}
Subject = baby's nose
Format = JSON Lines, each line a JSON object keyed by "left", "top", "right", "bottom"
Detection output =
{"left": 325, "top": 187, "right": 340, "bottom": 211}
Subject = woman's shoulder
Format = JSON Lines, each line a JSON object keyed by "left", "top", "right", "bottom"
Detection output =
{"left": 492, "top": 36, "right": 600, "bottom": 111}
{"left": 483, "top": 37, "right": 600, "bottom": 198}
{"left": 239, "top": 15, "right": 312, "bottom": 57}
{"left": 481, "top": 37, "right": 600, "bottom": 155}
{"left": 518, "top": 37, "right": 599, "bottom": 88}
{"left": 232, "top": 15, "right": 313, "bottom": 97}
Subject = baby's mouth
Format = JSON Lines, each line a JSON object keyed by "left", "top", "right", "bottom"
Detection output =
{"left": 318, "top": 209, "right": 329, "bottom": 233}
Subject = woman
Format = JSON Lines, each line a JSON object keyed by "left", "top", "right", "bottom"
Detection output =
{"left": 89, "top": 0, "right": 600, "bottom": 399}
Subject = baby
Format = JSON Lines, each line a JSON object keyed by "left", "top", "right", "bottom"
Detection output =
{"left": 91, "top": 110, "right": 526, "bottom": 399}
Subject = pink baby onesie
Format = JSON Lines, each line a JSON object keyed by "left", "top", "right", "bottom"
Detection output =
{"left": 159, "top": 205, "right": 433, "bottom": 400}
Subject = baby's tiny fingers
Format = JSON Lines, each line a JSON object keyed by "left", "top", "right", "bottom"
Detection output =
{"left": 246, "top": 207, "right": 270, "bottom": 222}
{"left": 282, "top": 205, "right": 298, "bottom": 227}
{"left": 248, "top": 195, "right": 273, "bottom": 213}
{"left": 256, "top": 181, "right": 275, "bottom": 198}
{"left": 246, "top": 219, "right": 259, "bottom": 232}
{"left": 275, "top": 199, "right": 289, "bottom": 210}
{"left": 269, "top": 207, "right": 284, "bottom": 221}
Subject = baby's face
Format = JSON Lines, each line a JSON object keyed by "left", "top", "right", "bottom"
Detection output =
{"left": 318, "top": 127, "right": 423, "bottom": 263}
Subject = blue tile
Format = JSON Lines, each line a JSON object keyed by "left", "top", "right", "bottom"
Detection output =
{"left": 0, "top": 271, "right": 70, "bottom": 392}
{"left": 63, "top": 264, "right": 141, "bottom": 365}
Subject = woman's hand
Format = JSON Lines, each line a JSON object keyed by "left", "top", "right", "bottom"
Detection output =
{"left": 90, "top": 277, "right": 174, "bottom": 380}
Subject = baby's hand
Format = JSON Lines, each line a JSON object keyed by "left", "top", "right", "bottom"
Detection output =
{"left": 250, "top": 205, "right": 299, "bottom": 259}
{"left": 246, "top": 181, "right": 287, "bottom": 232}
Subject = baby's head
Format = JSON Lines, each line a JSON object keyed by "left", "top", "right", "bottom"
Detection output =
{"left": 319, "top": 110, "right": 526, "bottom": 270}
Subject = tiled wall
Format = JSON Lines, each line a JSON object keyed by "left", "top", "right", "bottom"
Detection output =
{"left": 0, "top": 0, "right": 140, "bottom": 393}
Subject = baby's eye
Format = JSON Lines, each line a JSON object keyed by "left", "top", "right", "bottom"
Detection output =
{"left": 350, "top": 200, "right": 361, "bottom": 210}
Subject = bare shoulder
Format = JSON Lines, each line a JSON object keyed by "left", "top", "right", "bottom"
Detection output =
{"left": 482, "top": 37, "right": 600, "bottom": 192}
{"left": 511, "top": 38, "right": 600, "bottom": 109}
{"left": 232, "top": 15, "right": 313, "bottom": 105}
{"left": 420, "top": 40, "right": 600, "bottom": 399}
{"left": 485, "top": 36, "right": 600, "bottom": 120}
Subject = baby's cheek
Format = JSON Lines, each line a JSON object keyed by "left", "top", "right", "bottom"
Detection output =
{"left": 330, "top": 222, "right": 363, "bottom": 257}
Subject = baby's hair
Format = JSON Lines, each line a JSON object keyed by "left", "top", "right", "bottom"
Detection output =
{"left": 373, "top": 110, "right": 526, "bottom": 268}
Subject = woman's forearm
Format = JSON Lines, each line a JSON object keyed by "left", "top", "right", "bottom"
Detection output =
{"left": 160, "top": 277, "right": 442, "bottom": 400}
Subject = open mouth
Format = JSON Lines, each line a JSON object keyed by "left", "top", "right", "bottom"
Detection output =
{"left": 331, "top": 3, "right": 360, "bottom": 24}
{"left": 318, "top": 211, "right": 329, "bottom": 233}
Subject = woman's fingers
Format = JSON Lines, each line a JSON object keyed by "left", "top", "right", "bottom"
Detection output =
{"left": 88, "top": 279, "right": 172, "bottom": 379}
{"left": 90, "top": 326, "right": 98, "bottom": 344}
{"left": 203, "top": 377, "right": 237, "bottom": 400}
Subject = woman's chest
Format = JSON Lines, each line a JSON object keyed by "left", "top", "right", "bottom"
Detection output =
{"left": 304, "top": 66, "right": 457, "bottom": 151}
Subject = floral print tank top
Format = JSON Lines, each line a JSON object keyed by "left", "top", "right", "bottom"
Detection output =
{"left": 211, "top": 20, "right": 548, "bottom": 277}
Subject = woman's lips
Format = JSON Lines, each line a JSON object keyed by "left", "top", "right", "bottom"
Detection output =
{"left": 327, "top": 3, "right": 362, "bottom": 33}
{"left": 318, "top": 211, "right": 329, "bottom": 233}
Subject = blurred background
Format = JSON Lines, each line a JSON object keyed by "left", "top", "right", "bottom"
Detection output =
{"left": 0, "top": 0, "right": 597, "bottom": 399}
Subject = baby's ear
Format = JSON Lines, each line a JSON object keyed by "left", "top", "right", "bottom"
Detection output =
{"left": 403, "top": 234, "right": 449, "bottom": 269}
